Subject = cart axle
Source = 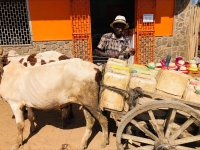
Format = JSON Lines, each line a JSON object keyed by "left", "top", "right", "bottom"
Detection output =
{"left": 156, "top": 144, "right": 173, "bottom": 150}
{"left": 155, "top": 139, "right": 175, "bottom": 150}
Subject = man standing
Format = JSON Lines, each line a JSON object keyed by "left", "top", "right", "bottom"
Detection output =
{"left": 95, "top": 15, "right": 135, "bottom": 60}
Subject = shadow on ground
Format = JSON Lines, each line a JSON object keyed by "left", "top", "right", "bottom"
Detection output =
{"left": 22, "top": 104, "right": 117, "bottom": 146}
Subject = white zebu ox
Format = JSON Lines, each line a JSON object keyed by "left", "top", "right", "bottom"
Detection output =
{"left": 2, "top": 50, "right": 72, "bottom": 130}
{"left": 0, "top": 58, "right": 108, "bottom": 150}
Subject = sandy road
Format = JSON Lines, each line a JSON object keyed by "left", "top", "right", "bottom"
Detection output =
{"left": 0, "top": 100, "right": 118, "bottom": 150}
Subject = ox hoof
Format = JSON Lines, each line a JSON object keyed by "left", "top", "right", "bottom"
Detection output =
{"left": 78, "top": 144, "right": 87, "bottom": 150}
{"left": 11, "top": 145, "right": 19, "bottom": 150}
{"left": 60, "top": 144, "right": 69, "bottom": 150}
{"left": 77, "top": 147, "right": 86, "bottom": 150}
{"left": 30, "top": 127, "right": 36, "bottom": 133}
{"left": 100, "top": 140, "right": 109, "bottom": 149}
{"left": 100, "top": 143, "right": 106, "bottom": 149}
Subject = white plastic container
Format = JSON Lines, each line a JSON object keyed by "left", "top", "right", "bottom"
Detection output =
{"left": 129, "top": 74, "right": 156, "bottom": 93}
{"left": 156, "top": 70, "right": 189, "bottom": 97}
{"left": 100, "top": 71, "right": 130, "bottom": 111}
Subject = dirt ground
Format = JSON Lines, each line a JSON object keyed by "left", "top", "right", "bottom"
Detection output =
{"left": 0, "top": 100, "right": 118, "bottom": 150}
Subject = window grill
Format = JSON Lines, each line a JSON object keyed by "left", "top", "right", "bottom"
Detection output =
{"left": 0, "top": 0, "right": 31, "bottom": 45}
{"left": 134, "top": 0, "right": 156, "bottom": 64}
{"left": 70, "top": 0, "right": 92, "bottom": 62}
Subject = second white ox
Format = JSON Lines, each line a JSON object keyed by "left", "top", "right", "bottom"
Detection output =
{"left": 2, "top": 50, "right": 70, "bottom": 67}
{"left": 2, "top": 50, "right": 71, "bottom": 129}
{"left": 0, "top": 58, "right": 108, "bottom": 150}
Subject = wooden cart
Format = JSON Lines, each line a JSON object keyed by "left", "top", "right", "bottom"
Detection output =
{"left": 100, "top": 83, "right": 200, "bottom": 150}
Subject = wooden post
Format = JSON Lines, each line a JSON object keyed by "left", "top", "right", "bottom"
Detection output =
{"left": 187, "top": 5, "right": 200, "bottom": 60}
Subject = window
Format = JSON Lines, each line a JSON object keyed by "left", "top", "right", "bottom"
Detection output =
{"left": 0, "top": 0, "right": 31, "bottom": 45}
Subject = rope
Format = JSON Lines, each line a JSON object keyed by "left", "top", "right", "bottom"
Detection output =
{"left": 100, "top": 84, "right": 129, "bottom": 99}
{"left": 100, "top": 83, "right": 142, "bottom": 111}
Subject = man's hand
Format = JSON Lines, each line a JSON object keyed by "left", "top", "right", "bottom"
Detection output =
{"left": 128, "top": 48, "right": 135, "bottom": 56}
{"left": 108, "top": 53, "right": 119, "bottom": 58}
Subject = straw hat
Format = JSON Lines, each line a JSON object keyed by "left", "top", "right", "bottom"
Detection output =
{"left": 189, "top": 60, "right": 196, "bottom": 64}
{"left": 147, "top": 62, "right": 155, "bottom": 69}
{"left": 178, "top": 60, "right": 185, "bottom": 65}
{"left": 179, "top": 66, "right": 187, "bottom": 71}
{"left": 175, "top": 56, "right": 183, "bottom": 62}
{"left": 179, "top": 66, "right": 188, "bottom": 74}
{"left": 191, "top": 63, "right": 198, "bottom": 68}
{"left": 110, "top": 15, "right": 129, "bottom": 29}
{"left": 155, "top": 63, "right": 162, "bottom": 67}
{"left": 168, "top": 62, "right": 177, "bottom": 70}
{"left": 160, "top": 59, "right": 166, "bottom": 64}
{"left": 189, "top": 63, "right": 198, "bottom": 71}
{"left": 148, "top": 62, "right": 155, "bottom": 66}
{"left": 193, "top": 57, "right": 200, "bottom": 64}
{"left": 190, "top": 64, "right": 197, "bottom": 69}
{"left": 154, "top": 63, "right": 162, "bottom": 70}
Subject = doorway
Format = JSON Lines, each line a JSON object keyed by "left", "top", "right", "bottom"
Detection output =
{"left": 90, "top": 0, "right": 135, "bottom": 63}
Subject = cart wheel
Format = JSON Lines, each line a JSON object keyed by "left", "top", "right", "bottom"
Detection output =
{"left": 116, "top": 100, "right": 200, "bottom": 150}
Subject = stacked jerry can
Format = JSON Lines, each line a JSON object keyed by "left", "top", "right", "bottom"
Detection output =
{"left": 100, "top": 59, "right": 200, "bottom": 112}
{"left": 100, "top": 59, "right": 159, "bottom": 112}
{"left": 155, "top": 70, "right": 189, "bottom": 99}
{"left": 100, "top": 59, "right": 130, "bottom": 111}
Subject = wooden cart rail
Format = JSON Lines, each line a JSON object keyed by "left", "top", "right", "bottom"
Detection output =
{"left": 100, "top": 83, "right": 200, "bottom": 110}
{"left": 143, "top": 91, "right": 200, "bottom": 110}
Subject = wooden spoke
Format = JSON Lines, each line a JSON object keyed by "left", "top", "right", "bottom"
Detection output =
{"left": 129, "top": 145, "right": 154, "bottom": 150}
{"left": 116, "top": 100, "right": 200, "bottom": 150}
{"left": 164, "top": 109, "right": 177, "bottom": 138}
{"left": 174, "top": 135, "right": 200, "bottom": 145}
{"left": 121, "top": 134, "right": 155, "bottom": 145}
{"left": 148, "top": 110, "right": 164, "bottom": 138}
{"left": 175, "top": 146, "right": 196, "bottom": 150}
{"left": 130, "top": 119, "right": 158, "bottom": 141}
{"left": 170, "top": 117, "right": 196, "bottom": 140}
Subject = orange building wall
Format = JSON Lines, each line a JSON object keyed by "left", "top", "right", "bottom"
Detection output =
{"left": 28, "top": 0, "right": 72, "bottom": 41}
{"left": 155, "top": 0, "right": 175, "bottom": 36}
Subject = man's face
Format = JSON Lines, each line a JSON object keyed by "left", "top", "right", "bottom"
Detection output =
{"left": 113, "top": 23, "right": 126, "bottom": 36}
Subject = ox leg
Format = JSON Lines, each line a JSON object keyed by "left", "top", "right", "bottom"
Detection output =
{"left": 26, "top": 107, "right": 36, "bottom": 132}
{"left": 10, "top": 103, "right": 25, "bottom": 150}
{"left": 89, "top": 110, "right": 109, "bottom": 148}
{"left": 79, "top": 108, "right": 95, "bottom": 150}
{"left": 61, "top": 106, "right": 70, "bottom": 128}
{"left": 61, "top": 104, "right": 74, "bottom": 128}
{"left": 68, "top": 104, "right": 74, "bottom": 119}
